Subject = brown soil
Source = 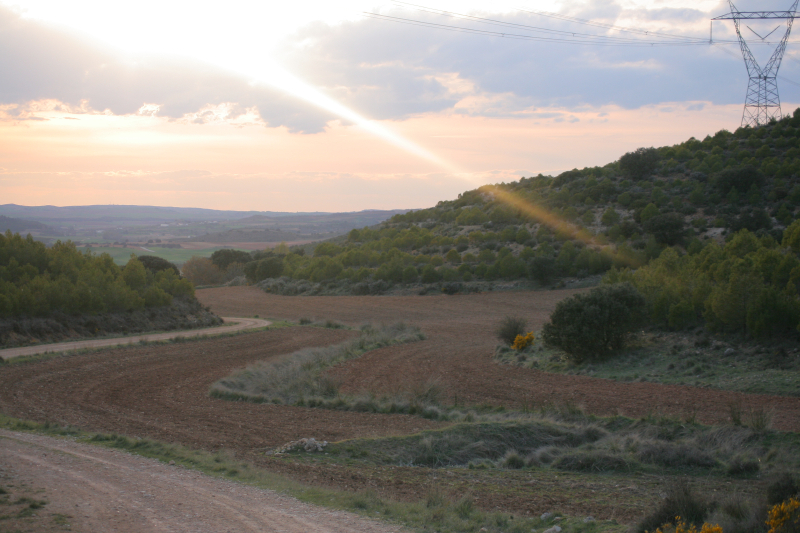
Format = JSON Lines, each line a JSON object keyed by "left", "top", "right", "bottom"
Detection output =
{"left": 0, "top": 327, "right": 440, "bottom": 449}
{"left": 197, "top": 286, "right": 800, "bottom": 431}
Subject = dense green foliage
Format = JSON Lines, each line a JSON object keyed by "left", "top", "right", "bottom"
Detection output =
{"left": 604, "top": 223, "right": 800, "bottom": 337}
{"left": 0, "top": 231, "right": 193, "bottom": 318}
{"left": 619, "top": 147, "right": 660, "bottom": 180}
{"left": 542, "top": 283, "right": 646, "bottom": 362}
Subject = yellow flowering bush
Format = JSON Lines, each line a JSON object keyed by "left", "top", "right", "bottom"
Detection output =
{"left": 651, "top": 518, "right": 722, "bottom": 533}
{"left": 768, "top": 497, "right": 800, "bottom": 533}
{"left": 512, "top": 332, "right": 535, "bottom": 350}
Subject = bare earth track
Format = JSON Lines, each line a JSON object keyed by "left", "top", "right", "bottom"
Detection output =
{"left": 1, "top": 286, "right": 799, "bottom": 528}
{"left": 0, "top": 316, "right": 272, "bottom": 360}
{"left": 0, "top": 429, "right": 406, "bottom": 533}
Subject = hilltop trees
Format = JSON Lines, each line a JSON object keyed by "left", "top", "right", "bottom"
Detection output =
{"left": 619, "top": 147, "right": 660, "bottom": 180}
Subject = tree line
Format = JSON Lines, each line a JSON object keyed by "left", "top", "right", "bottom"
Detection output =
{"left": 0, "top": 231, "right": 193, "bottom": 318}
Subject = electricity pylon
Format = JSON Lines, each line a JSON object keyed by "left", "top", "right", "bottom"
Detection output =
{"left": 713, "top": 1, "right": 799, "bottom": 127}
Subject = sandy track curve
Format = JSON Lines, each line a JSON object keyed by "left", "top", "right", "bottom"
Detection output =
{"left": 0, "top": 429, "right": 406, "bottom": 533}
{"left": 0, "top": 316, "right": 271, "bottom": 360}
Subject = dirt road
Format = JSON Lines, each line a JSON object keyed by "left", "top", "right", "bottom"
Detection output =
{"left": 0, "top": 429, "right": 406, "bottom": 533}
{"left": 0, "top": 317, "right": 271, "bottom": 360}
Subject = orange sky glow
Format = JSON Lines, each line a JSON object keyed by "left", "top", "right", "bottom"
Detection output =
{"left": 0, "top": 100, "right": 765, "bottom": 211}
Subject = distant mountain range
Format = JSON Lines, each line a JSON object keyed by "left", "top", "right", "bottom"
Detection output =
{"left": 0, "top": 204, "right": 410, "bottom": 225}
{"left": 0, "top": 215, "right": 54, "bottom": 234}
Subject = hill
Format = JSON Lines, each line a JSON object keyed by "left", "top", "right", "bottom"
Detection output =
{"left": 227, "top": 110, "right": 800, "bottom": 338}
{"left": 0, "top": 215, "right": 54, "bottom": 234}
{"left": 0, "top": 204, "right": 408, "bottom": 251}
{"left": 234, "top": 110, "right": 798, "bottom": 290}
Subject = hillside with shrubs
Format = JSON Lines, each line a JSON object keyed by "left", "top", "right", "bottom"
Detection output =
{"left": 191, "top": 110, "right": 800, "bottom": 335}
{"left": 0, "top": 231, "right": 221, "bottom": 347}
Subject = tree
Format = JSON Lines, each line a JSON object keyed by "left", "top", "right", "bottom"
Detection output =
{"left": 210, "top": 249, "right": 252, "bottom": 271}
{"left": 639, "top": 203, "right": 660, "bottom": 224}
{"left": 542, "top": 283, "right": 646, "bottom": 362}
{"left": 713, "top": 165, "right": 764, "bottom": 195}
{"left": 402, "top": 265, "right": 419, "bottom": 283}
{"left": 784, "top": 219, "right": 800, "bottom": 254}
{"left": 644, "top": 213, "right": 686, "bottom": 246}
{"left": 619, "top": 147, "right": 660, "bottom": 180}
{"left": 122, "top": 256, "right": 147, "bottom": 290}
{"left": 601, "top": 207, "right": 620, "bottom": 226}
{"left": 529, "top": 256, "right": 556, "bottom": 284}
{"left": 138, "top": 255, "right": 180, "bottom": 276}
{"left": 420, "top": 264, "right": 441, "bottom": 283}
{"left": 445, "top": 249, "right": 462, "bottom": 264}
{"left": 244, "top": 257, "right": 284, "bottom": 283}
{"left": 181, "top": 256, "right": 224, "bottom": 286}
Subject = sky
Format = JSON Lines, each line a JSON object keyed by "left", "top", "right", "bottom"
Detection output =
{"left": 2, "top": 0, "right": 800, "bottom": 212}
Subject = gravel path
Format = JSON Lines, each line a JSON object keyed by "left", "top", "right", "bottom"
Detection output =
{"left": 0, "top": 429, "right": 406, "bottom": 533}
{"left": 0, "top": 317, "right": 271, "bottom": 360}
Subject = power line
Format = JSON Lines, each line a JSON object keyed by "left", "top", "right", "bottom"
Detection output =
{"left": 368, "top": 2, "right": 800, "bottom": 47}
{"left": 516, "top": 7, "right": 710, "bottom": 42}
{"left": 364, "top": 12, "right": 736, "bottom": 46}
{"left": 390, "top": 1, "right": 711, "bottom": 44}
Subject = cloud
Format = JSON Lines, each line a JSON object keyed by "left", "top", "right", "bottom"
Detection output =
{"left": 278, "top": 0, "right": 800, "bottom": 116}
{"left": 3, "top": 0, "right": 800, "bottom": 132}
{"left": 0, "top": 6, "right": 335, "bottom": 132}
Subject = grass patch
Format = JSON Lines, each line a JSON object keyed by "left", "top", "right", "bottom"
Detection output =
{"left": 210, "top": 322, "right": 424, "bottom": 406}
{"left": 310, "top": 412, "right": 800, "bottom": 479}
{"left": 494, "top": 329, "right": 800, "bottom": 397}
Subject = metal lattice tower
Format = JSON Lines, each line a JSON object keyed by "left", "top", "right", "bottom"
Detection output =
{"left": 713, "top": 1, "right": 799, "bottom": 127}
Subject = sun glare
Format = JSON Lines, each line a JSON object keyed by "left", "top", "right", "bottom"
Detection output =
{"left": 249, "top": 61, "right": 461, "bottom": 173}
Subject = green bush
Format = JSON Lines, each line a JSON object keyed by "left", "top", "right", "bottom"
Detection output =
{"left": 244, "top": 257, "right": 284, "bottom": 283}
{"left": 210, "top": 249, "right": 252, "bottom": 270}
{"left": 137, "top": 255, "right": 180, "bottom": 276}
{"left": 542, "top": 283, "right": 646, "bottom": 362}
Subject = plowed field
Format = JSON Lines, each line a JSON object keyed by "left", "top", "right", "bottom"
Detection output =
{"left": 1, "top": 285, "right": 798, "bottom": 523}
{"left": 197, "top": 286, "right": 800, "bottom": 431}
